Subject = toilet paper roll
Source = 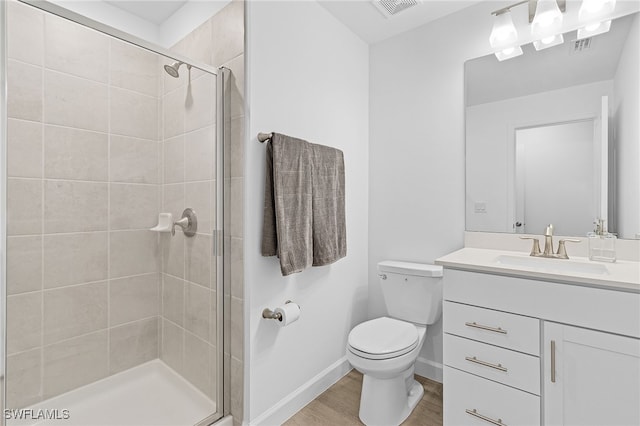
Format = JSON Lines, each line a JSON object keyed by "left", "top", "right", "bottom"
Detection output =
{"left": 275, "top": 302, "right": 301, "bottom": 326}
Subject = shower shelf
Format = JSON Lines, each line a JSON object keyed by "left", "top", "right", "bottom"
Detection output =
{"left": 150, "top": 213, "right": 173, "bottom": 233}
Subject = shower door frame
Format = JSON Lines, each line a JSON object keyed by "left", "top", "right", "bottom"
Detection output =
{"left": 0, "top": 2, "right": 229, "bottom": 424}
{"left": 0, "top": 0, "right": 8, "bottom": 422}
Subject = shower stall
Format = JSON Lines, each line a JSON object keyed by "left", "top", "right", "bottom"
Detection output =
{"left": 0, "top": 1, "right": 231, "bottom": 425}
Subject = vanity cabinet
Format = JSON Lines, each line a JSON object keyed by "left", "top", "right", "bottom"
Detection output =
{"left": 543, "top": 322, "right": 640, "bottom": 426}
{"left": 442, "top": 268, "right": 640, "bottom": 426}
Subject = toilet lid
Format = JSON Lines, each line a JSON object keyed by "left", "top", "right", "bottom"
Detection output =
{"left": 348, "top": 317, "right": 418, "bottom": 360}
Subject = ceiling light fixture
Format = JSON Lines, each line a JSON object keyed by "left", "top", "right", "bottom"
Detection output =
{"left": 489, "top": 0, "right": 569, "bottom": 61}
{"left": 531, "top": 0, "right": 564, "bottom": 50}
{"left": 495, "top": 45, "right": 525, "bottom": 61}
{"left": 489, "top": 9, "right": 522, "bottom": 61}
{"left": 577, "top": 0, "right": 616, "bottom": 39}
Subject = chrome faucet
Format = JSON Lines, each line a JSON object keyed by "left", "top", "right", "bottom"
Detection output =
{"left": 520, "top": 224, "right": 581, "bottom": 259}
{"left": 543, "top": 224, "right": 554, "bottom": 257}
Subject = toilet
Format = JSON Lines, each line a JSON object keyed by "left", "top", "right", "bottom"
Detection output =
{"left": 346, "top": 260, "right": 443, "bottom": 426}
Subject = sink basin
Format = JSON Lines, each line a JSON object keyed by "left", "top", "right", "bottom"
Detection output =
{"left": 495, "top": 255, "right": 609, "bottom": 275}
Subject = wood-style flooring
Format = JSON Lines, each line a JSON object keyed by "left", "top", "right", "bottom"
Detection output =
{"left": 284, "top": 370, "right": 443, "bottom": 426}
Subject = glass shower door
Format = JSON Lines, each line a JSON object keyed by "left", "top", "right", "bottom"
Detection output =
{"left": 1, "top": 1, "right": 225, "bottom": 424}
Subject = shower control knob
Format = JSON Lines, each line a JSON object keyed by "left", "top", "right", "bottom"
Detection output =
{"left": 378, "top": 274, "right": 387, "bottom": 280}
{"left": 172, "top": 208, "right": 198, "bottom": 237}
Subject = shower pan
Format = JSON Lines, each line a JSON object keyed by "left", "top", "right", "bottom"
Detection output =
{"left": 0, "top": 1, "right": 230, "bottom": 425}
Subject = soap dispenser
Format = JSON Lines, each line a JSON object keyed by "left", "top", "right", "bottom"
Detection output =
{"left": 587, "top": 219, "right": 616, "bottom": 263}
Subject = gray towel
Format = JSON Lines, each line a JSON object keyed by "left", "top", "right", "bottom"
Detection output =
{"left": 309, "top": 143, "right": 346, "bottom": 266}
{"left": 261, "top": 133, "right": 346, "bottom": 276}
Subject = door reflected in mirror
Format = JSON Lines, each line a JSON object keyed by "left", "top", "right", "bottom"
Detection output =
{"left": 515, "top": 119, "right": 597, "bottom": 236}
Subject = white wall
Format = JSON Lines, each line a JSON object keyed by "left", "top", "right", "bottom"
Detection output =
{"left": 246, "top": 1, "right": 369, "bottom": 423}
{"left": 368, "top": 1, "right": 496, "bottom": 382}
{"left": 613, "top": 13, "right": 640, "bottom": 239}
{"left": 466, "top": 81, "right": 613, "bottom": 234}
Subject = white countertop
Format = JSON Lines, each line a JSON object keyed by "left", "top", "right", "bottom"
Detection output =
{"left": 435, "top": 247, "right": 640, "bottom": 293}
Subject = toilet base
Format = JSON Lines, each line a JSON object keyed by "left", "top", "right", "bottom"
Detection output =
{"left": 358, "top": 370, "right": 425, "bottom": 426}
{"left": 406, "top": 380, "right": 425, "bottom": 416}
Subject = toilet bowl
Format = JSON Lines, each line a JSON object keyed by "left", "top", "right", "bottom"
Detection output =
{"left": 346, "top": 261, "right": 442, "bottom": 426}
{"left": 347, "top": 317, "right": 427, "bottom": 425}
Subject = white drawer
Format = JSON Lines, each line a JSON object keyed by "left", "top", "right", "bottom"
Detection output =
{"left": 444, "top": 301, "right": 540, "bottom": 355}
{"left": 444, "top": 366, "right": 540, "bottom": 426}
{"left": 444, "top": 333, "right": 540, "bottom": 395}
{"left": 443, "top": 268, "right": 640, "bottom": 340}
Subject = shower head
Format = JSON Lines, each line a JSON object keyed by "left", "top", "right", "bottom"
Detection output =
{"left": 164, "top": 61, "right": 190, "bottom": 78}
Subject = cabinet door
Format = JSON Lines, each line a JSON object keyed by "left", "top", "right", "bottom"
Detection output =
{"left": 544, "top": 322, "right": 640, "bottom": 426}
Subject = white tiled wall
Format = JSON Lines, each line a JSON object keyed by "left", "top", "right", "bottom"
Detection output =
{"left": 157, "top": 0, "right": 245, "bottom": 407}
{"left": 157, "top": 63, "right": 218, "bottom": 402}
{"left": 5, "top": 1, "right": 161, "bottom": 409}
{"left": 5, "top": 0, "right": 245, "bottom": 418}
{"left": 165, "top": 1, "right": 245, "bottom": 422}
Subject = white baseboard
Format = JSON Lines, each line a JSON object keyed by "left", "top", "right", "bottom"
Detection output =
{"left": 250, "top": 357, "right": 352, "bottom": 425}
{"left": 415, "top": 357, "right": 443, "bottom": 383}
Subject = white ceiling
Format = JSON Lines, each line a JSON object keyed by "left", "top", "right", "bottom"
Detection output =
{"left": 318, "top": 0, "right": 484, "bottom": 44}
{"left": 105, "top": 0, "right": 188, "bottom": 25}
{"left": 95, "top": 0, "right": 485, "bottom": 45}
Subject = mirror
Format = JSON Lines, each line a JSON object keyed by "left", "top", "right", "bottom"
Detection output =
{"left": 465, "top": 12, "right": 639, "bottom": 239}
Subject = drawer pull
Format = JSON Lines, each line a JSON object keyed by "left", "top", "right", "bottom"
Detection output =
{"left": 465, "top": 356, "right": 508, "bottom": 372}
{"left": 465, "top": 408, "right": 507, "bottom": 426}
{"left": 465, "top": 321, "right": 507, "bottom": 334}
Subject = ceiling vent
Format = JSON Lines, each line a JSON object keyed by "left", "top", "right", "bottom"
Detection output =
{"left": 372, "top": 0, "right": 421, "bottom": 18}
{"left": 571, "top": 37, "right": 593, "bottom": 54}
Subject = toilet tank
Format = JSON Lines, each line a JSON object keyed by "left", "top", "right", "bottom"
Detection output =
{"left": 378, "top": 260, "right": 443, "bottom": 325}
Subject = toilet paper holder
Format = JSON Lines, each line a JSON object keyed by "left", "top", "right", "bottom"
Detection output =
{"left": 262, "top": 300, "right": 294, "bottom": 321}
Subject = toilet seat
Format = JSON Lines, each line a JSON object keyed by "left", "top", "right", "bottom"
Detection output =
{"left": 348, "top": 317, "right": 418, "bottom": 360}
